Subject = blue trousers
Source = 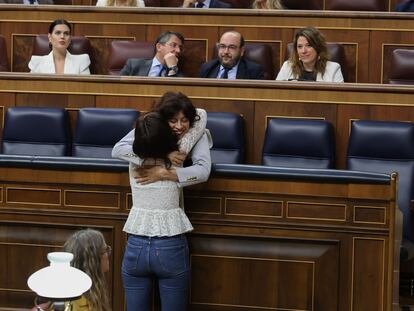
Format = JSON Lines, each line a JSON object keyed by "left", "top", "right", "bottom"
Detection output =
{"left": 122, "top": 234, "right": 190, "bottom": 311}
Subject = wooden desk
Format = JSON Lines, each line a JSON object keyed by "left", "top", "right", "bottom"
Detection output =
{"left": 0, "top": 162, "right": 402, "bottom": 311}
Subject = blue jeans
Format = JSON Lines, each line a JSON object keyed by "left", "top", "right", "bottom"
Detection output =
{"left": 122, "top": 234, "right": 190, "bottom": 311}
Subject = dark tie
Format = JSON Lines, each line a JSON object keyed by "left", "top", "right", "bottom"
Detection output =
{"left": 158, "top": 65, "right": 167, "bottom": 77}
{"left": 220, "top": 67, "right": 230, "bottom": 79}
{"left": 29, "top": 0, "right": 35, "bottom": 4}
{"left": 196, "top": 2, "right": 204, "bottom": 8}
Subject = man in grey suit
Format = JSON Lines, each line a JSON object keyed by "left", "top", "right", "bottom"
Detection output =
{"left": 120, "top": 31, "right": 184, "bottom": 77}
{"left": 0, "top": 0, "right": 53, "bottom": 4}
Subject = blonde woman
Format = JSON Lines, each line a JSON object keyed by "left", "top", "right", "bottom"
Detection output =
{"left": 63, "top": 229, "right": 112, "bottom": 311}
{"left": 252, "top": 0, "right": 284, "bottom": 9}
{"left": 96, "top": 0, "right": 145, "bottom": 7}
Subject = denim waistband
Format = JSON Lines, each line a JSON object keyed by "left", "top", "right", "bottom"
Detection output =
{"left": 128, "top": 233, "right": 186, "bottom": 240}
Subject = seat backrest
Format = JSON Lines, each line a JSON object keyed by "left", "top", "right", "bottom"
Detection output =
{"left": 286, "top": 42, "right": 348, "bottom": 82}
{"left": 387, "top": 49, "right": 414, "bottom": 85}
{"left": 0, "top": 35, "right": 9, "bottom": 72}
{"left": 107, "top": 40, "right": 154, "bottom": 75}
{"left": 32, "top": 34, "right": 95, "bottom": 73}
{"left": 2, "top": 107, "right": 70, "bottom": 156}
{"left": 213, "top": 42, "right": 274, "bottom": 79}
{"left": 262, "top": 118, "right": 335, "bottom": 169}
{"left": 326, "top": 0, "right": 388, "bottom": 10}
{"left": 281, "top": 0, "right": 323, "bottom": 9}
{"left": 73, "top": 108, "right": 139, "bottom": 158}
{"left": 206, "top": 112, "right": 245, "bottom": 164}
{"left": 346, "top": 120, "right": 414, "bottom": 242}
{"left": 144, "top": 0, "right": 161, "bottom": 5}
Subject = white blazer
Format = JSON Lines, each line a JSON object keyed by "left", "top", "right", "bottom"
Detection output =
{"left": 276, "top": 60, "right": 344, "bottom": 82}
{"left": 28, "top": 51, "right": 91, "bottom": 74}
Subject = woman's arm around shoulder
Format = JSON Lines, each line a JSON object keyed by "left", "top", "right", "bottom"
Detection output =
{"left": 112, "top": 129, "right": 144, "bottom": 166}
{"left": 178, "top": 108, "right": 207, "bottom": 154}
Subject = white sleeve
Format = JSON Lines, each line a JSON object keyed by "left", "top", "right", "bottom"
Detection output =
{"left": 138, "top": 0, "right": 145, "bottom": 6}
{"left": 96, "top": 0, "right": 105, "bottom": 6}
{"left": 332, "top": 63, "right": 344, "bottom": 83}
{"left": 178, "top": 108, "right": 207, "bottom": 154}
{"left": 276, "top": 61, "right": 292, "bottom": 81}
{"left": 28, "top": 56, "right": 41, "bottom": 73}
{"left": 79, "top": 54, "right": 91, "bottom": 75}
{"left": 112, "top": 129, "right": 144, "bottom": 166}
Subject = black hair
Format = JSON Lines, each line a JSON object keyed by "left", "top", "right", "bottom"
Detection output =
{"left": 48, "top": 19, "right": 72, "bottom": 34}
{"left": 153, "top": 91, "right": 199, "bottom": 127}
{"left": 155, "top": 31, "right": 185, "bottom": 46}
{"left": 132, "top": 112, "right": 178, "bottom": 168}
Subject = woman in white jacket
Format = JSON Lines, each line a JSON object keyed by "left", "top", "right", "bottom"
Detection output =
{"left": 28, "top": 19, "right": 90, "bottom": 75}
{"left": 276, "top": 26, "right": 344, "bottom": 82}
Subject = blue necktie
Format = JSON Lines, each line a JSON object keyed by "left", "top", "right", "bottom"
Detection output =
{"left": 220, "top": 67, "right": 230, "bottom": 79}
{"left": 158, "top": 65, "right": 167, "bottom": 77}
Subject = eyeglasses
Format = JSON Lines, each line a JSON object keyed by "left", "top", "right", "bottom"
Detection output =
{"left": 163, "top": 42, "right": 184, "bottom": 51}
{"left": 216, "top": 43, "right": 240, "bottom": 51}
{"left": 102, "top": 245, "right": 112, "bottom": 256}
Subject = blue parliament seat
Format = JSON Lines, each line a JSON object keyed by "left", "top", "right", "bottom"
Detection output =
{"left": 347, "top": 120, "right": 414, "bottom": 260}
{"left": 388, "top": 49, "right": 414, "bottom": 85}
{"left": 262, "top": 118, "right": 335, "bottom": 169}
{"left": 206, "top": 112, "right": 245, "bottom": 164}
{"left": 72, "top": 108, "right": 139, "bottom": 158}
{"left": 1, "top": 107, "right": 70, "bottom": 156}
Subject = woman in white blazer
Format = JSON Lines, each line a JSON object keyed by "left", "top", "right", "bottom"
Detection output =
{"left": 28, "top": 19, "right": 90, "bottom": 75}
{"left": 276, "top": 26, "right": 344, "bottom": 83}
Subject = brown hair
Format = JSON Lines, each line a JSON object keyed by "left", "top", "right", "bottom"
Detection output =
{"left": 289, "top": 26, "right": 329, "bottom": 79}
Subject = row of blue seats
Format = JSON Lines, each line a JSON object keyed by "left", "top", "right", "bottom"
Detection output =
{"left": 1, "top": 106, "right": 414, "bottom": 262}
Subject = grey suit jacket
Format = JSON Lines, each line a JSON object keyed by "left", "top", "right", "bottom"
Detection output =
{"left": 120, "top": 58, "right": 183, "bottom": 77}
{"left": 0, "top": 0, "right": 54, "bottom": 4}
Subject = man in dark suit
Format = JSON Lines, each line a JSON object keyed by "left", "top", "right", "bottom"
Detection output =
{"left": 0, "top": 0, "right": 53, "bottom": 3}
{"left": 199, "top": 31, "right": 264, "bottom": 80}
{"left": 120, "top": 31, "right": 184, "bottom": 77}
{"left": 182, "top": 0, "right": 232, "bottom": 8}
{"left": 395, "top": 0, "right": 414, "bottom": 11}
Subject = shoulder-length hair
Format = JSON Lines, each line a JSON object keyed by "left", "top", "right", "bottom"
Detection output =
{"left": 133, "top": 112, "right": 179, "bottom": 167}
{"left": 252, "top": 0, "right": 284, "bottom": 9}
{"left": 63, "top": 229, "right": 111, "bottom": 311}
{"left": 153, "top": 91, "right": 199, "bottom": 127}
{"left": 289, "top": 26, "right": 329, "bottom": 79}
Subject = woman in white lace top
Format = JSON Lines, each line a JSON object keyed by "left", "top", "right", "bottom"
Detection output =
{"left": 112, "top": 92, "right": 210, "bottom": 311}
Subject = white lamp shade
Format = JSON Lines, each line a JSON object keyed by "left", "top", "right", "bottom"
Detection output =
{"left": 28, "top": 252, "right": 92, "bottom": 299}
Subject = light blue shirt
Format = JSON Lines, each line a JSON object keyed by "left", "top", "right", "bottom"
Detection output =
{"left": 216, "top": 62, "right": 240, "bottom": 80}
{"left": 148, "top": 57, "right": 164, "bottom": 77}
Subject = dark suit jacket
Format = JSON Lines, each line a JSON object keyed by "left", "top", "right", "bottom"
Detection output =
{"left": 395, "top": 0, "right": 414, "bottom": 11}
{"left": 210, "top": 0, "right": 232, "bottom": 8}
{"left": 120, "top": 58, "right": 183, "bottom": 77}
{"left": 0, "top": 0, "right": 54, "bottom": 3}
{"left": 199, "top": 58, "right": 264, "bottom": 80}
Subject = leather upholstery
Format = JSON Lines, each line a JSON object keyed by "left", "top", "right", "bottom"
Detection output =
{"left": 281, "top": 0, "right": 323, "bottom": 9}
{"left": 72, "top": 108, "right": 139, "bottom": 158}
{"left": 286, "top": 42, "right": 347, "bottom": 82}
{"left": 207, "top": 112, "right": 245, "bottom": 164}
{"left": 0, "top": 35, "right": 9, "bottom": 72}
{"left": 388, "top": 49, "right": 414, "bottom": 85}
{"left": 107, "top": 40, "right": 154, "bottom": 75}
{"left": 2, "top": 107, "right": 70, "bottom": 156}
{"left": 347, "top": 120, "right": 414, "bottom": 259}
{"left": 214, "top": 42, "right": 274, "bottom": 79}
{"left": 326, "top": 0, "right": 388, "bottom": 10}
{"left": 32, "top": 34, "right": 95, "bottom": 73}
{"left": 262, "top": 118, "right": 335, "bottom": 169}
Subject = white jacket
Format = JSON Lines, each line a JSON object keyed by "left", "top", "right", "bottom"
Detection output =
{"left": 276, "top": 60, "right": 344, "bottom": 82}
{"left": 28, "top": 51, "right": 90, "bottom": 74}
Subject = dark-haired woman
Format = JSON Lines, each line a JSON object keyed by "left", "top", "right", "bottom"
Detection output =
{"left": 276, "top": 26, "right": 344, "bottom": 82}
{"left": 112, "top": 92, "right": 210, "bottom": 311}
{"left": 28, "top": 19, "right": 90, "bottom": 74}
